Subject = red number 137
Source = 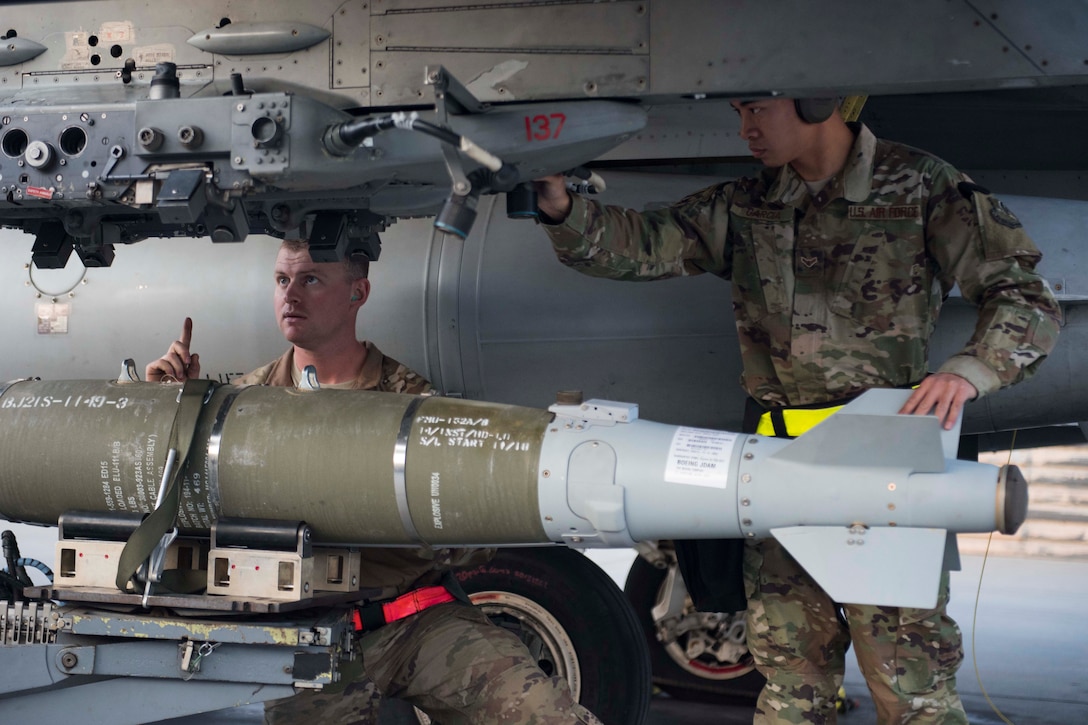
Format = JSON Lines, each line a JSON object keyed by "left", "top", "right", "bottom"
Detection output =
{"left": 525, "top": 113, "right": 567, "bottom": 141}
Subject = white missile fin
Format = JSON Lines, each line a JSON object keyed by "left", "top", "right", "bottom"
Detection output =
{"left": 833, "top": 388, "right": 914, "bottom": 415}
{"left": 842, "top": 389, "right": 964, "bottom": 459}
{"left": 772, "top": 413, "right": 944, "bottom": 472}
{"left": 771, "top": 525, "right": 946, "bottom": 609}
{"left": 939, "top": 419, "right": 963, "bottom": 460}
{"left": 770, "top": 389, "right": 954, "bottom": 473}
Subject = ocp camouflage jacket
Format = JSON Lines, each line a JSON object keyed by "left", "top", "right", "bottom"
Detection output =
{"left": 545, "top": 124, "right": 1060, "bottom": 408}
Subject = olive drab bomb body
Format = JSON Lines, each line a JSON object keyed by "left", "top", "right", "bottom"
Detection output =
{"left": 0, "top": 379, "right": 1026, "bottom": 608}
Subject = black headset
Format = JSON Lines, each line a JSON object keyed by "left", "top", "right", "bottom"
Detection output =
{"left": 794, "top": 98, "right": 838, "bottom": 124}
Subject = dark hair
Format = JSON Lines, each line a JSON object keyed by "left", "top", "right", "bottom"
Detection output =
{"left": 281, "top": 239, "right": 369, "bottom": 280}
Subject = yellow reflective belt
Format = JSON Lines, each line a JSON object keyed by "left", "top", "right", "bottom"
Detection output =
{"left": 755, "top": 384, "right": 919, "bottom": 438}
{"left": 756, "top": 405, "right": 844, "bottom": 438}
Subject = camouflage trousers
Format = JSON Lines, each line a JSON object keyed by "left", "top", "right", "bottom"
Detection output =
{"left": 744, "top": 539, "right": 967, "bottom": 724}
{"left": 265, "top": 600, "right": 601, "bottom": 725}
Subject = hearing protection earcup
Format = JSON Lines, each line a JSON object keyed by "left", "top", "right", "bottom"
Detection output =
{"left": 794, "top": 98, "right": 838, "bottom": 124}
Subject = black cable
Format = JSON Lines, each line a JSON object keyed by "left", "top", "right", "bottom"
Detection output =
{"left": 408, "top": 119, "right": 461, "bottom": 147}
{"left": 0, "top": 568, "right": 25, "bottom": 601}
{"left": 336, "top": 116, "right": 398, "bottom": 147}
{"left": 2, "top": 530, "right": 32, "bottom": 588}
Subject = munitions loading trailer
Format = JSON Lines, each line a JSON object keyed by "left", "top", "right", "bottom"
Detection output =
{"left": 1, "top": 514, "right": 368, "bottom": 724}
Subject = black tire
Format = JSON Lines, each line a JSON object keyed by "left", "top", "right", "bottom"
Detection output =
{"left": 624, "top": 555, "right": 765, "bottom": 703}
{"left": 456, "top": 547, "right": 652, "bottom": 725}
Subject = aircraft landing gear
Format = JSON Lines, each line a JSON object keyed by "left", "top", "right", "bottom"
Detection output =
{"left": 624, "top": 542, "right": 765, "bottom": 703}
{"left": 457, "top": 547, "right": 652, "bottom": 725}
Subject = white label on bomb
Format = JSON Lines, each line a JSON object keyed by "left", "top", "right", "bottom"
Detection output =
{"left": 664, "top": 427, "right": 735, "bottom": 488}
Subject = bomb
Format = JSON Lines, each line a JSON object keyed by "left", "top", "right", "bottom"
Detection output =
{"left": 0, "top": 379, "right": 1025, "bottom": 607}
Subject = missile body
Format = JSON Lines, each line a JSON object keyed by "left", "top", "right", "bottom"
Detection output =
{"left": 0, "top": 379, "right": 1025, "bottom": 607}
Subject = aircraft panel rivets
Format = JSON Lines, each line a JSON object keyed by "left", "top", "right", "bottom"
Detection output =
{"left": 887, "top": 503, "right": 896, "bottom": 511}
{"left": 542, "top": 470, "right": 550, "bottom": 478}
{"left": 741, "top": 474, "right": 751, "bottom": 483}
{"left": 744, "top": 452, "right": 754, "bottom": 460}
{"left": 887, "top": 482, "right": 897, "bottom": 491}
{"left": 741, "top": 518, "right": 752, "bottom": 527}
{"left": 741, "top": 498, "right": 750, "bottom": 506}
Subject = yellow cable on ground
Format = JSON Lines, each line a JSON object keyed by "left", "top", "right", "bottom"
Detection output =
{"left": 971, "top": 431, "right": 1019, "bottom": 725}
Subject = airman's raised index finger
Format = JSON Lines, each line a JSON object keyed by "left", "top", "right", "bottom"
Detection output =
{"left": 180, "top": 317, "right": 193, "bottom": 347}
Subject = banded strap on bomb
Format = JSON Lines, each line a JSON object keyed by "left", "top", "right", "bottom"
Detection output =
{"left": 115, "top": 379, "right": 214, "bottom": 594}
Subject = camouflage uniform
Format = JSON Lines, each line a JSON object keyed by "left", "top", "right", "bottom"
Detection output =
{"left": 543, "top": 124, "right": 1060, "bottom": 723}
{"left": 248, "top": 343, "right": 598, "bottom": 725}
